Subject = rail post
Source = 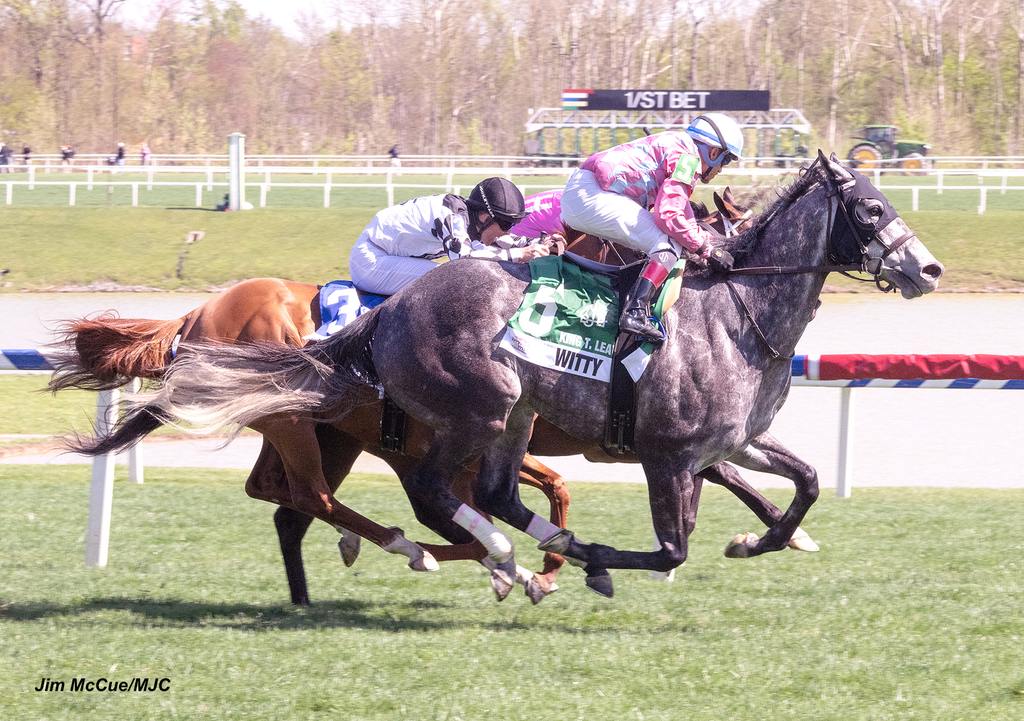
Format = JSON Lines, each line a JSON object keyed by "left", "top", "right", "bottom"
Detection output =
{"left": 836, "top": 387, "right": 855, "bottom": 498}
{"left": 228, "top": 132, "right": 246, "bottom": 210}
{"left": 85, "top": 388, "right": 118, "bottom": 567}
{"left": 128, "top": 379, "right": 144, "bottom": 484}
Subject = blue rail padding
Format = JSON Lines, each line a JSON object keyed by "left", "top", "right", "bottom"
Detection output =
{"left": 791, "top": 355, "right": 806, "bottom": 377}
{"left": 949, "top": 378, "right": 980, "bottom": 389}
{"left": 1004, "top": 379, "right": 1024, "bottom": 390}
{"left": 894, "top": 379, "right": 925, "bottom": 388}
{"left": 848, "top": 379, "right": 872, "bottom": 387}
{"left": 0, "top": 349, "right": 55, "bottom": 370}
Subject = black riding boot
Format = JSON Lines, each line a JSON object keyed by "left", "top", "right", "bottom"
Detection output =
{"left": 619, "top": 276, "right": 665, "bottom": 344}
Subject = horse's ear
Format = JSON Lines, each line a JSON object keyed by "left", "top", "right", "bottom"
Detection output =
{"left": 818, "top": 149, "right": 853, "bottom": 183}
{"left": 713, "top": 191, "right": 728, "bottom": 215}
{"left": 722, "top": 186, "right": 735, "bottom": 205}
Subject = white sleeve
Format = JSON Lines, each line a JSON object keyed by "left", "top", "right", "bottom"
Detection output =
{"left": 430, "top": 208, "right": 473, "bottom": 261}
{"left": 467, "top": 242, "right": 512, "bottom": 261}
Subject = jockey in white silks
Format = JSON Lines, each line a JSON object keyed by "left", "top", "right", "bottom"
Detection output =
{"left": 349, "top": 177, "right": 550, "bottom": 296}
{"left": 559, "top": 113, "right": 745, "bottom": 344}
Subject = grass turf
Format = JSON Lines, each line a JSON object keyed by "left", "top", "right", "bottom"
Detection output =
{"left": 1, "top": 465, "right": 1022, "bottom": 720}
{"left": 1, "top": 183, "right": 1022, "bottom": 291}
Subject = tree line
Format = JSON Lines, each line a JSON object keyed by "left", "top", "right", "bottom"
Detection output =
{"left": 1, "top": 0, "right": 1022, "bottom": 158}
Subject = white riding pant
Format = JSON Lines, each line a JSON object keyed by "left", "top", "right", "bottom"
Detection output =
{"left": 560, "top": 168, "right": 680, "bottom": 256}
{"left": 349, "top": 234, "right": 439, "bottom": 296}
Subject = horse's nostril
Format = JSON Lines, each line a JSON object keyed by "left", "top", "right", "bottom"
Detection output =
{"left": 922, "top": 263, "right": 943, "bottom": 279}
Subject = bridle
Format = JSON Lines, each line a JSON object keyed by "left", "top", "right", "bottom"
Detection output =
{"left": 724, "top": 152, "right": 916, "bottom": 286}
{"left": 716, "top": 151, "right": 919, "bottom": 358}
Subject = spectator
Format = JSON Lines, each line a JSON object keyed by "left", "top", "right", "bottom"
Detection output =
{"left": 140, "top": 142, "right": 151, "bottom": 166}
{"left": 22, "top": 144, "right": 31, "bottom": 165}
{"left": 115, "top": 142, "right": 126, "bottom": 166}
{"left": 388, "top": 144, "right": 400, "bottom": 168}
{"left": 0, "top": 143, "right": 12, "bottom": 173}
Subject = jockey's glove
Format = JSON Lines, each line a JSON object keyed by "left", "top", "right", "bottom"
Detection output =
{"left": 707, "top": 247, "right": 734, "bottom": 274}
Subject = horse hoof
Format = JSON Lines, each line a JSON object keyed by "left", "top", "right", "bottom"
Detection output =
{"left": 584, "top": 569, "right": 614, "bottom": 598}
{"left": 524, "top": 576, "right": 559, "bottom": 605}
{"left": 409, "top": 550, "right": 439, "bottom": 572}
{"left": 649, "top": 568, "right": 676, "bottom": 583}
{"left": 788, "top": 527, "right": 820, "bottom": 553}
{"left": 337, "top": 534, "right": 361, "bottom": 567}
{"left": 724, "top": 532, "right": 760, "bottom": 558}
{"left": 489, "top": 559, "right": 517, "bottom": 602}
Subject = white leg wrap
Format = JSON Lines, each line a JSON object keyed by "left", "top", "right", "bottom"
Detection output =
{"left": 452, "top": 503, "right": 513, "bottom": 561}
{"left": 381, "top": 535, "right": 419, "bottom": 558}
{"left": 525, "top": 514, "right": 562, "bottom": 544}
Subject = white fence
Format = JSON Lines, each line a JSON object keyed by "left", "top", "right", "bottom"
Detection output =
{"left": 3, "top": 162, "right": 1024, "bottom": 214}
{"left": 8, "top": 152, "right": 1024, "bottom": 170}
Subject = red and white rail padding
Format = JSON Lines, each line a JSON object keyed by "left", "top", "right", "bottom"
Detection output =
{"left": 790, "top": 353, "right": 1024, "bottom": 498}
{"left": 792, "top": 354, "right": 1024, "bottom": 389}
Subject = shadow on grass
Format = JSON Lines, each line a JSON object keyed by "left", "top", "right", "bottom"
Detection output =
{"left": 164, "top": 207, "right": 222, "bottom": 212}
{"left": 1, "top": 596, "right": 469, "bottom": 632}
{"left": 0, "top": 594, "right": 643, "bottom": 634}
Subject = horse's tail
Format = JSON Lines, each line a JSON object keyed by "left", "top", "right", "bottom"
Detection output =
{"left": 48, "top": 313, "right": 190, "bottom": 392}
{"left": 68, "top": 308, "right": 381, "bottom": 454}
{"left": 66, "top": 404, "right": 165, "bottom": 456}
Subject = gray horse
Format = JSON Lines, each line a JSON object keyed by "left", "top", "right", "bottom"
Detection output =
{"left": 77, "top": 153, "right": 943, "bottom": 597}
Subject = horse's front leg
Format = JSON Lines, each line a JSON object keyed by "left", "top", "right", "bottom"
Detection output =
{"left": 722, "top": 433, "right": 820, "bottom": 558}
{"left": 538, "top": 458, "right": 700, "bottom": 594}
{"left": 701, "top": 460, "right": 820, "bottom": 554}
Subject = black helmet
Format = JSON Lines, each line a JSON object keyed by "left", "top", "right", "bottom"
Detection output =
{"left": 466, "top": 177, "right": 527, "bottom": 231}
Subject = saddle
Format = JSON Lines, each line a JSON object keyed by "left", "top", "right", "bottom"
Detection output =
{"left": 559, "top": 252, "right": 667, "bottom": 457}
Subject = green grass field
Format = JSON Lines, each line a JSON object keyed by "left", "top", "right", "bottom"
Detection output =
{"left": 1, "top": 165, "right": 1023, "bottom": 292}
{"left": 2, "top": 204, "right": 1022, "bottom": 293}
{"left": 1, "top": 466, "right": 1022, "bottom": 720}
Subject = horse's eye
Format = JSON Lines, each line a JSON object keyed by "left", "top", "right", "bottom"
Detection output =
{"left": 855, "top": 199, "right": 884, "bottom": 227}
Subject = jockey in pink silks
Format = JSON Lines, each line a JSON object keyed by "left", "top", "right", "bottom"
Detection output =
{"left": 509, "top": 188, "right": 564, "bottom": 238}
{"left": 559, "top": 113, "right": 745, "bottom": 343}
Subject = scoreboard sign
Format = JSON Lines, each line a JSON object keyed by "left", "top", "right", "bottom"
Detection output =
{"left": 562, "top": 89, "right": 770, "bottom": 112}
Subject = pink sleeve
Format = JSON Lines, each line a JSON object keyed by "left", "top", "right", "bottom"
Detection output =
{"left": 509, "top": 204, "right": 563, "bottom": 238}
{"left": 651, "top": 177, "right": 712, "bottom": 254}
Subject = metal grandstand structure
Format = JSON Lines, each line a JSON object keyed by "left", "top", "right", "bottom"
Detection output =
{"left": 523, "top": 107, "right": 813, "bottom": 163}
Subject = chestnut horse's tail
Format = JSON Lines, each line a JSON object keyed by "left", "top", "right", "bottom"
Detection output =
{"left": 49, "top": 313, "right": 191, "bottom": 392}
{"left": 66, "top": 308, "right": 381, "bottom": 456}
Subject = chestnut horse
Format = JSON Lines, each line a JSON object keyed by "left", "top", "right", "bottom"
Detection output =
{"left": 53, "top": 188, "right": 806, "bottom": 604}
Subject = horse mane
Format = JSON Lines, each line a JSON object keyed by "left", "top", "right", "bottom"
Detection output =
{"left": 724, "top": 161, "right": 823, "bottom": 257}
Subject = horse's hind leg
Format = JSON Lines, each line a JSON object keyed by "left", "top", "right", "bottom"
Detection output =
{"left": 517, "top": 453, "right": 570, "bottom": 584}
{"left": 398, "top": 431, "right": 528, "bottom": 600}
{"left": 722, "top": 433, "right": 820, "bottom": 558}
{"left": 244, "top": 439, "right": 312, "bottom": 605}
{"left": 254, "top": 418, "right": 438, "bottom": 572}
{"left": 701, "top": 461, "right": 819, "bottom": 554}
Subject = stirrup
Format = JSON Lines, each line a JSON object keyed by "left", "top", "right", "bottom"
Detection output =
{"left": 619, "top": 313, "right": 665, "bottom": 344}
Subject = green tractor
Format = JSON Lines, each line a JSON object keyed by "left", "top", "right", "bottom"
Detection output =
{"left": 847, "top": 125, "right": 930, "bottom": 171}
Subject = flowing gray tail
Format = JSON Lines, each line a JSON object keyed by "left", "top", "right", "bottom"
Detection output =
{"left": 67, "top": 308, "right": 381, "bottom": 456}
